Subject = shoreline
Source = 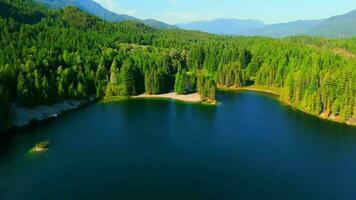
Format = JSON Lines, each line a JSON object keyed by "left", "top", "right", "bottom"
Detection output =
{"left": 103, "top": 92, "right": 218, "bottom": 105}
{"left": 2, "top": 87, "right": 354, "bottom": 136}
{"left": 1, "top": 97, "right": 98, "bottom": 135}
{"left": 218, "top": 85, "right": 280, "bottom": 96}
{"left": 219, "top": 85, "right": 356, "bottom": 127}
{"left": 131, "top": 92, "right": 202, "bottom": 104}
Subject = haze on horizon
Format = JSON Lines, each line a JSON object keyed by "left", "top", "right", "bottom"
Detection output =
{"left": 93, "top": 0, "right": 356, "bottom": 24}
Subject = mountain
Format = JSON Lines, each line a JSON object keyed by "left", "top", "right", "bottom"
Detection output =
{"left": 245, "top": 10, "right": 356, "bottom": 38}
{"left": 35, "top": 0, "right": 177, "bottom": 29}
{"left": 242, "top": 20, "right": 325, "bottom": 38}
{"left": 305, "top": 10, "right": 356, "bottom": 38}
{"left": 143, "top": 19, "right": 177, "bottom": 29}
{"left": 178, "top": 19, "right": 265, "bottom": 35}
{"left": 179, "top": 10, "right": 356, "bottom": 38}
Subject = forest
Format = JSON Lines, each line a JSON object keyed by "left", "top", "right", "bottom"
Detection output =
{"left": 0, "top": 0, "right": 355, "bottom": 130}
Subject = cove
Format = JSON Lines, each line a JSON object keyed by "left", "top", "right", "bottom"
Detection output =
{"left": 0, "top": 91, "right": 356, "bottom": 200}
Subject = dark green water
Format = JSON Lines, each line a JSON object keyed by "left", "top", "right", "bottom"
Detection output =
{"left": 1, "top": 91, "right": 356, "bottom": 200}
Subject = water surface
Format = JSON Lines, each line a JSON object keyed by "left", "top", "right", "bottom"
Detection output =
{"left": 1, "top": 91, "right": 356, "bottom": 200}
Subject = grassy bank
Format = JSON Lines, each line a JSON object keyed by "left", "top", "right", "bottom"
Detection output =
{"left": 218, "top": 85, "right": 281, "bottom": 96}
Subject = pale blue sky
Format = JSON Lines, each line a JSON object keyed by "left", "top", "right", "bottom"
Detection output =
{"left": 93, "top": 0, "right": 356, "bottom": 24}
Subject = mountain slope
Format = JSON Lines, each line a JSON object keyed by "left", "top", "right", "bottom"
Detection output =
{"left": 143, "top": 19, "right": 177, "bottom": 29}
{"left": 242, "top": 20, "right": 324, "bottom": 38}
{"left": 35, "top": 0, "right": 177, "bottom": 29}
{"left": 305, "top": 10, "right": 356, "bottom": 38}
{"left": 178, "top": 19, "right": 265, "bottom": 35}
{"left": 179, "top": 9, "right": 356, "bottom": 38}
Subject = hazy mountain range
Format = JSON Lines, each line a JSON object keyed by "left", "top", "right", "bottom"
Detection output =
{"left": 35, "top": 0, "right": 177, "bottom": 29}
{"left": 177, "top": 19, "right": 265, "bottom": 35}
{"left": 35, "top": 0, "right": 356, "bottom": 38}
{"left": 179, "top": 10, "right": 356, "bottom": 38}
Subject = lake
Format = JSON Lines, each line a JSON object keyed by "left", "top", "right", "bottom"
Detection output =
{"left": 1, "top": 91, "right": 356, "bottom": 200}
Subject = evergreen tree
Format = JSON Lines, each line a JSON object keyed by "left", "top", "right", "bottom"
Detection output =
{"left": 0, "top": 0, "right": 355, "bottom": 125}
{"left": 95, "top": 57, "right": 108, "bottom": 97}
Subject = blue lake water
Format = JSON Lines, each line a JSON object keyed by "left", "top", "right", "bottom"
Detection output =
{"left": 1, "top": 91, "right": 356, "bottom": 199}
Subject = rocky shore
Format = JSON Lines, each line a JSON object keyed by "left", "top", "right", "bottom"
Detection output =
{"left": 10, "top": 97, "right": 96, "bottom": 129}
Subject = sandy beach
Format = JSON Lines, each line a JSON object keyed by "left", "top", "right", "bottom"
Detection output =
{"left": 132, "top": 92, "right": 202, "bottom": 103}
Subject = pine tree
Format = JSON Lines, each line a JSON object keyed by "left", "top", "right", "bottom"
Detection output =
{"left": 95, "top": 57, "right": 108, "bottom": 97}
{"left": 120, "top": 59, "right": 135, "bottom": 96}
{"left": 105, "top": 59, "right": 120, "bottom": 97}
{"left": 77, "top": 82, "right": 86, "bottom": 99}
{"left": 174, "top": 69, "right": 187, "bottom": 94}
{"left": 95, "top": 57, "right": 108, "bottom": 83}
{"left": 17, "top": 73, "right": 30, "bottom": 106}
{"left": 68, "top": 83, "right": 76, "bottom": 99}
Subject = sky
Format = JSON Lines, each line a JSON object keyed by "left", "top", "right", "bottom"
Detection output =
{"left": 93, "top": 0, "right": 356, "bottom": 24}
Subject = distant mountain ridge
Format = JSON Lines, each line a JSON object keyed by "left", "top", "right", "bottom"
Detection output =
{"left": 241, "top": 19, "right": 325, "bottom": 38}
{"left": 178, "top": 19, "right": 265, "bottom": 35}
{"left": 35, "top": 0, "right": 177, "bottom": 29}
{"left": 304, "top": 10, "right": 356, "bottom": 37}
{"left": 178, "top": 10, "right": 356, "bottom": 38}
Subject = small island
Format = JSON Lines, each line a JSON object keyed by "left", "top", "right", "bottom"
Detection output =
{"left": 29, "top": 141, "right": 50, "bottom": 153}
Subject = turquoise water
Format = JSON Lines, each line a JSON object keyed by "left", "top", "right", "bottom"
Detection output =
{"left": 0, "top": 91, "right": 356, "bottom": 199}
